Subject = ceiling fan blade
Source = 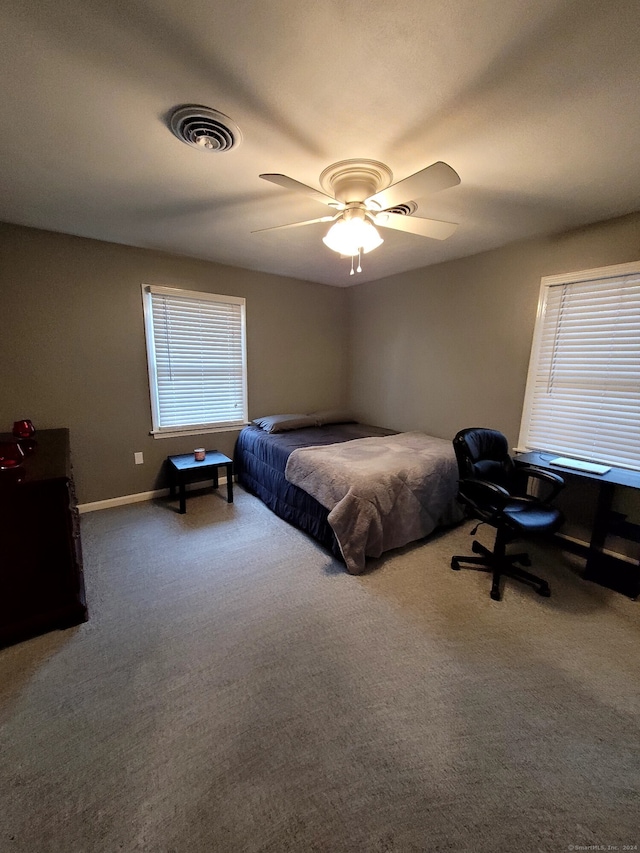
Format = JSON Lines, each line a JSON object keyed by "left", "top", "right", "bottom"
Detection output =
{"left": 252, "top": 214, "right": 337, "bottom": 234}
{"left": 259, "top": 174, "right": 338, "bottom": 206}
{"left": 374, "top": 211, "right": 458, "bottom": 241}
{"left": 367, "top": 161, "right": 460, "bottom": 209}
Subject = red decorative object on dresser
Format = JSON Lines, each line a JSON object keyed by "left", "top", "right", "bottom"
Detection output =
{"left": 12, "top": 418, "right": 36, "bottom": 439}
{"left": 0, "top": 428, "right": 88, "bottom": 647}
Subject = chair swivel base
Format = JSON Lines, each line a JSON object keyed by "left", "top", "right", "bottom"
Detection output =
{"left": 451, "top": 539, "right": 551, "bottom": 601}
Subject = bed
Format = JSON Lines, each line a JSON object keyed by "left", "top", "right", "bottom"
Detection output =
{"left": 234, "top": 415, "right": 462, "bottom": 574}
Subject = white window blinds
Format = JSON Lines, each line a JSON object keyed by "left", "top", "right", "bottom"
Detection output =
{"left": 518, "top": 262, "right": 640, "bottom": 471}
{"left": 143, "top": 285, "right": 247, "bottom": 435}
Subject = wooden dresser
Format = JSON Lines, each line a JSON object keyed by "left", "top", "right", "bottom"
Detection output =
{"left": 0, "top": 428, "right": 88, "bottom": 647}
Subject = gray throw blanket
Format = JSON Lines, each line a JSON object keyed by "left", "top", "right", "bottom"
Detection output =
{"left": 285, "top": 432, "right": 462, "bottom": 574}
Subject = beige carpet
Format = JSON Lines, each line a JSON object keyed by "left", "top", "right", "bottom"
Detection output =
{"left": 1, "top": 486, "right": 638, "bottom": 852}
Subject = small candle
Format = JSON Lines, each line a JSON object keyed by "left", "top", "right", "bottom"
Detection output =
{"left": 194, "top": 448, "right": 206, "bottom": 461}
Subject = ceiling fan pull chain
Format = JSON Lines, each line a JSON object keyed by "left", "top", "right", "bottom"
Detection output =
{"left": 357, "top": 249, "right": 362, "bottom": 274}
{"left": 350, "top": 256, "right": 355, "bottom": 276}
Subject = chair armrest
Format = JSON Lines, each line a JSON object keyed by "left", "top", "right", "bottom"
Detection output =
{"left": 515, "top": 464, "right": 564, "bottom": 502}
{"left": 458, "top": 478, "right": 511, "bottom": 520}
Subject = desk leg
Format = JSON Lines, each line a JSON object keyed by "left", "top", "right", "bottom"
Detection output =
{"left": 584, "top": 481, "right": 615, "bottom": 577}
{"left": 226, "top": 463, "right": 233, "bottom": 503}
{"left": 179, "top": 480, "right": 186, "bottom": 514}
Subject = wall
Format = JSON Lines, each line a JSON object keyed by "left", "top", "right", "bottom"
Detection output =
{"left": 347, "top": 210, "right": 640, "bottom": 536}
{"left": 2, "top": 211, "right": 638, "bottom": 521}
{"left": 348, "top": 211, "right": 640, "bottom": 444}
{"left": 0, "top": 223, "right": 349, "bottom": 504}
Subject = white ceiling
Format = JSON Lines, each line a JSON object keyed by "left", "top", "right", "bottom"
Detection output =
{"left": 2, "top": 0, "right": 640, "bottom": 287}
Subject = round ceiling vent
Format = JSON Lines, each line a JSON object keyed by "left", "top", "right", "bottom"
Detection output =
{"left": 384, "top": 201, "right": 418, "bottom": 216}
{"left": 169, "top": 105, "right": 242, "bottom": 152}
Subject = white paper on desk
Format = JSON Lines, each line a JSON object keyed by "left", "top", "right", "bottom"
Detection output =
{"left": 549, "top": 457, "right": 611, "bottom": 475}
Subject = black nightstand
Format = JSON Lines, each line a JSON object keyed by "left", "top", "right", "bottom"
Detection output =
{"left": 167, "top": 451, "right": 233, "bottom": 514}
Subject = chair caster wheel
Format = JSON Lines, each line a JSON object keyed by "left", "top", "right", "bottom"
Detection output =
{"left": 471, "top": 540, "right": 483, "bottom": 555}
{"left": 490, "top": 589, "right": 501, "bottom": 601}
{"left": 537, "top": 584, "right": 551, "bottom": 597}
{"left": 451, "top": 558, "right": 460, "bottom": 570}
{"left": 518, "top": 556, "right": 532, "bottom": 567}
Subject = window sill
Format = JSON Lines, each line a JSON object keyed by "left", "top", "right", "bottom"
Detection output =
{"left": 150, "top": 425, "right": 248, "bottom": 440}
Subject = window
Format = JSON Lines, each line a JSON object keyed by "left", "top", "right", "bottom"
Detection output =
{"left": 518, "top": 261, "right": 640, "bottom": 471}
{"left": 142, "top": 285, "right": 247, "bottom": 438}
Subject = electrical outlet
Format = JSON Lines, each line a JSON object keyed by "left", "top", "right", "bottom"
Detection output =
{"left": 134, "top": 452, "right": 144, "bottom": 465}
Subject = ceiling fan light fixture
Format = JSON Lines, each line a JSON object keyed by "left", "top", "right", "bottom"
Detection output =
{"left": 257, "top": 159, "right": 460, "bottom": 277}
{"left": 322, "top": 216, "right": 383, "bottom": 256}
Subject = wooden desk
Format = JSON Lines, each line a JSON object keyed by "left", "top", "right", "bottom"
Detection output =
{"left": 515, "top": 452, "right": 640, "bottom": 599}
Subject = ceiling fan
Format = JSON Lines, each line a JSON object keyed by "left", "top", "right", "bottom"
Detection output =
{"left": 254, "top": 159, "right": 460, "bottom": 274}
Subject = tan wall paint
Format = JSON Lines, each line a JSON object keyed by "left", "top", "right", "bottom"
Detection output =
{"left": 0, "top": 224, "right": 349, "bottom": 503}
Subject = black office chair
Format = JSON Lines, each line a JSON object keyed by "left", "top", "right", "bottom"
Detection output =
{"left": 451, "top": 427, "right": 565, "bottom": 601}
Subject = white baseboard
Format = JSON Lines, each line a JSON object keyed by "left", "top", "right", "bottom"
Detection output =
{"left": 78, "top": 476, "right": 229, "bottom": 514}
